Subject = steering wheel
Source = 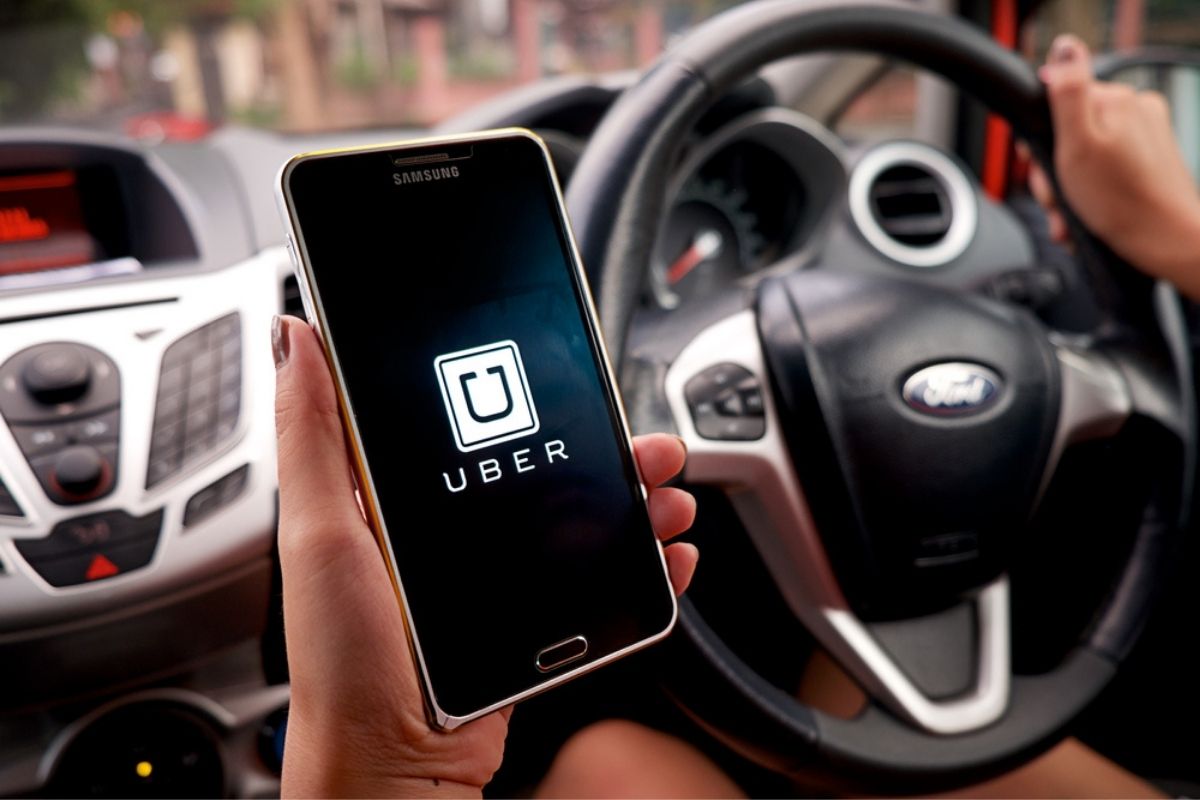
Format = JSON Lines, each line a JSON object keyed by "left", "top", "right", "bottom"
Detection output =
{"left": 565, "top": 0, "right": 1194, "bottom": 789}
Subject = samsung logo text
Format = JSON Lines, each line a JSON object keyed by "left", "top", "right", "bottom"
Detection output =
{"left": 393, "top": 165, "right": 460, "bottom": 185}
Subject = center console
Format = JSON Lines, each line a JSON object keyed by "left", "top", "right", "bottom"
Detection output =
{"left": 0, "top": 133, "right": 291, "bottom": 798}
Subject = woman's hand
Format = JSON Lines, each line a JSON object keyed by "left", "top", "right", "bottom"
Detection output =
{"left": 271, "top": 315, "right": 699, "bottom": 798}
{"left": 1032, "top": 34, "right": 1200, "bottom": 299}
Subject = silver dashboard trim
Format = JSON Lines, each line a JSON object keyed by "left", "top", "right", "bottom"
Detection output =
{"left": 1036, "top": 343, "right": 1133, "bottom": 503}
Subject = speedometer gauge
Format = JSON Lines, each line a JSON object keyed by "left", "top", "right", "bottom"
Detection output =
{"left": 650, "top": 178, "right": 764, "bottom": 310}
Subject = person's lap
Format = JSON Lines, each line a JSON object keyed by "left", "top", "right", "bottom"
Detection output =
{"left": 538, "top": 719, "right": 1162, "bottom": 799}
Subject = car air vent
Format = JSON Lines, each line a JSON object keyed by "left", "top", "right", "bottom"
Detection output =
{"left": 282, "top": 275, "right": 305, "bottom": 318}
{"left": 867, "top": 164, "right": 951, "bottom": 247}
{"left": 849, "top": 142, "right": 977, "bottom": 269}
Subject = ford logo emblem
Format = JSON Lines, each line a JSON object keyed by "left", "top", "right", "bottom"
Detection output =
{"left": 902, "top": 362, "right": 1002, "bottom": 416}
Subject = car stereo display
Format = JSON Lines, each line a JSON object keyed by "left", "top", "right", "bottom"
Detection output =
{"left": 0, "top": 169, "right": 100, "bottom": 275}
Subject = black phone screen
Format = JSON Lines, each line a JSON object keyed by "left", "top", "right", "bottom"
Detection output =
{"left": 283, "top": 133, "right": 676, "bottom": 719}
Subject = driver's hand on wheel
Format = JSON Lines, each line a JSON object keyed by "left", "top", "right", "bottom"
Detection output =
{"left": 271, "top": 314, "right": 700, "bottom": 798}
{"left": 1032, "top": 34, "right": 1200, "bottom": 299}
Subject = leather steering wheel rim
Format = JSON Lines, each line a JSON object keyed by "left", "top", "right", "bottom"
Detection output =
{"left": 565, "top": 0, "right": 1193, "bottom": 788}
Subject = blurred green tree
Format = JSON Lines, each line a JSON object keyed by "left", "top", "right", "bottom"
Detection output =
{"left": 0, "top": 0, "right": 277, "bottom": 121}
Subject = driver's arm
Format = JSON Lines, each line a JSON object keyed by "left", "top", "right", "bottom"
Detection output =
{"left": 1033, "top": 34, "right": 1200, "bottom": 300}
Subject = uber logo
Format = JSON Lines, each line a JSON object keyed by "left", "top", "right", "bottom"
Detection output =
{"left": 435, "top": 340, "right": 539, "bottom": 452}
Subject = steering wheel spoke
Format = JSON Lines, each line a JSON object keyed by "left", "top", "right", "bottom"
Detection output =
{"left": 665, "top": 308, "right": 1012, "bottom": 735}
{"left": 1035, "top": 342, "right": 1132, "bottom": 501}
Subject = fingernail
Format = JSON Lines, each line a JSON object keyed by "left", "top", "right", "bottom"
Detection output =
{"left": 1049, "top": 35, "right": 1078, "bottom": 64}
{"left": 673, "top": 433, "right": 688, "bottom": 458}
{"left": 271, "top": 315, "right": 290, "bottom": 369}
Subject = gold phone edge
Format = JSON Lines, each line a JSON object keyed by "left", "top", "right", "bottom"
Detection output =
{"left": 275, "top": 127, "right": 679, "bottom": 731}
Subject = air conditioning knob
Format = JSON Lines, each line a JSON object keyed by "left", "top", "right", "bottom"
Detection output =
{"left": 52, "top": 446, "right": 109, "bottom": 499}
{"left": 22, "top": 347, "right": 91, "bottom": 405}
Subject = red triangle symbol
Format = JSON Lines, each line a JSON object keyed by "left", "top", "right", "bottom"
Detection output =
{"left": 85, "top": 554, "right": 119, "bottom": 581}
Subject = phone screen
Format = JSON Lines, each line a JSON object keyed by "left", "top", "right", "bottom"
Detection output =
{"left": 283, "top": 133, "right": 676, "bottom": 719}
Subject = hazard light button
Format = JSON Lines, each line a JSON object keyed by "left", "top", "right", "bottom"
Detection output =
{"left": 85, "top": 554, "right": 119, "bottom": 581}
{"left": 15, "top": 509, "right": 163, "bottom": 588}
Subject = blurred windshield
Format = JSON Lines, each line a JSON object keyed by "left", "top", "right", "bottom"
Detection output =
{"left": 0, "top": 0, "right": 742, "bottom": 138}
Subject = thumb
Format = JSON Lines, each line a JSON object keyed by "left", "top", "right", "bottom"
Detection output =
{"left": 1040, "top": 34, "right": 1095, "bottom": 145}
{"left": 272, "top": 314, "right": 365, "bottom": 552}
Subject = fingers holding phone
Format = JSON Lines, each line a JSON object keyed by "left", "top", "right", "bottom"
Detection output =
{"left": 273, "top": 312, "right": 699, "bottom": 795}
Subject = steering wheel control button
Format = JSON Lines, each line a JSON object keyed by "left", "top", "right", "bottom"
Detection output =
{"left": 147, "top": 313, "right": 242, "bottom": 489}
{"left": 22, "top": 346, "right": 91, "bottom": 405}
{"left": 184, "top": 464, "right": 250, "bottom": 528}
{"left": 0, "top": 478, "right": 23, "bottom": 518}
{"left": 15, "top": 508, "right": 163, "bottom": 587}
{"left": 685, "top": 363, "right": 766, "bottom": 440}
{"left": 535, "top": 635, "right": 588, "bottom": 672}
{"left": 715, "top": 391, "right": 744, "bottom": 416}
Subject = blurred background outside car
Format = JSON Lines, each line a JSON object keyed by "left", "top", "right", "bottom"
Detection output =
{"left": 3, "top": 0, "right": 1200, "bottom": 143}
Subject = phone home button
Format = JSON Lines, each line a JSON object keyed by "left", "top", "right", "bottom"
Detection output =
{"left": 535, "top": 635, "right": 588, "bottom": 673}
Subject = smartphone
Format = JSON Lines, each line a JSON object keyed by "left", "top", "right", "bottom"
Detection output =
{"left": 276, "top": 129, "right": 678, "bottom": 729}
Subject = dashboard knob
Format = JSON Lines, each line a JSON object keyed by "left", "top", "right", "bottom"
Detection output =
{"left": 53, "top": 446, "right": 107, "bottom": 498}
{"left": 23, "top": 347, "right": 91, "bottom": 405}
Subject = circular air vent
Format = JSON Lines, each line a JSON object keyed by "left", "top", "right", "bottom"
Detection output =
{"left": 849, "top": 142, "right": 977, "bottom": 268}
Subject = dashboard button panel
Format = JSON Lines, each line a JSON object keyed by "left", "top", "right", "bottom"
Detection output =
{"left": 0, "top": 343, "right": 121, "bottom": 505}
{"left": 147, "top": 313, "right": 242, "bottom": 489}
{"left": 184, "top": 464, "right": 250, "bottom": 528}
{"left": 15, "top": 508, "right": 163, "bottom": 587}
{"left": 684, "top": 363, "right": 766, "bottom": 441}
{"left": 0, "top": 343, "right": 120, "bottom": 422}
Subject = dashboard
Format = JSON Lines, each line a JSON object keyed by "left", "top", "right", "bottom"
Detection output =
{"left": 0, "top": 77, "right": 1054, "bottom": 797}
{"left": 0, "top": 131, "right": 283, "bottom": 797}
